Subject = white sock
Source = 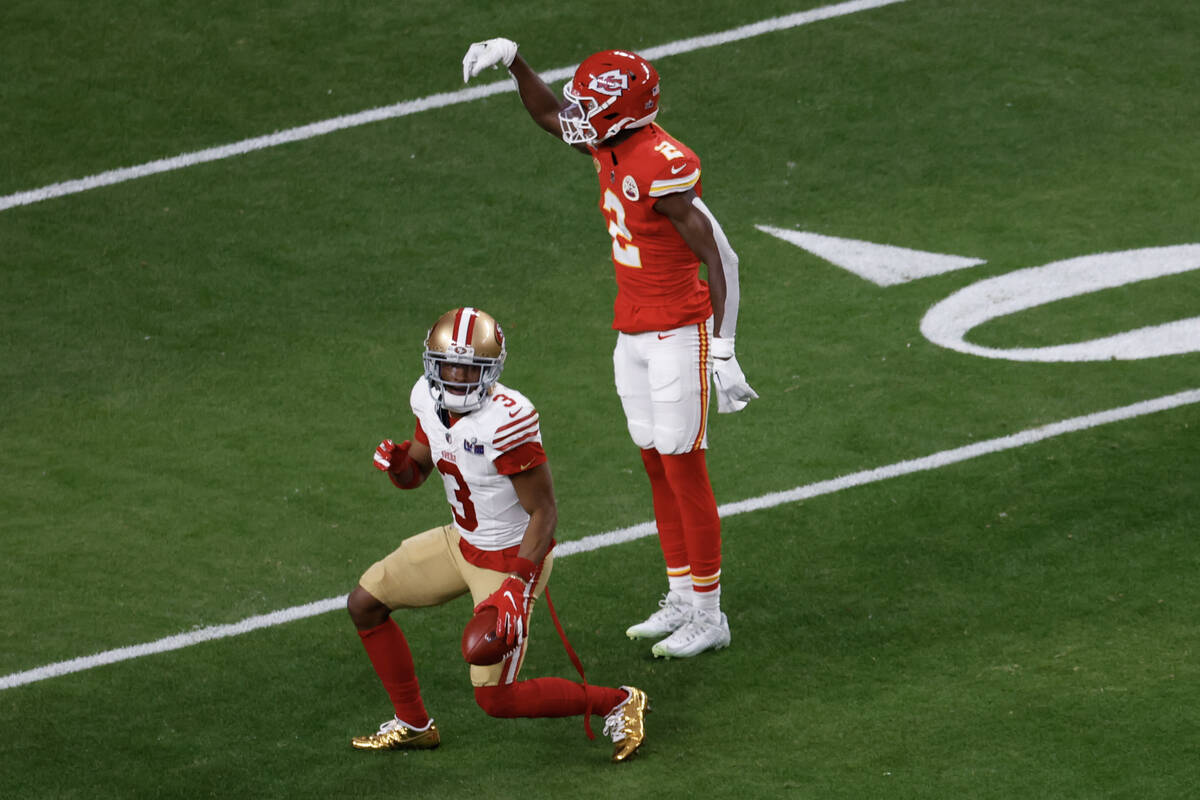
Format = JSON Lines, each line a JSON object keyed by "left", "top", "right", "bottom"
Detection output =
{"left": 692, "top": 586, "right": 721, "bottom": 614}
{"left": 667, "top": 573, "right": 693, "bottom": 599}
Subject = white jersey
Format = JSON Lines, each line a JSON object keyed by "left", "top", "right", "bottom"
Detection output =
{"left": 410, "top": 377, "right": 543, "bottom": 551}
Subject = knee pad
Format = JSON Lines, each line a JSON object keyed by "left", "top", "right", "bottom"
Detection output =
{"left": 626, "top": 418, "right": 656, "bottom": 449}
{"left": 651, "top": 425, "right": 694, "bottom": 455}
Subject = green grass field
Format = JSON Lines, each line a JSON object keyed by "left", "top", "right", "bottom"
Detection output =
{"left": 3, "top": 1, "right": 1199, "bottom": 797}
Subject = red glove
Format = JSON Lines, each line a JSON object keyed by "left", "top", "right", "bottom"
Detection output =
{"left": 373, "top": 439, "right": 423, "bottom": 489}
{"left": 374, "top": 438, "right": 405, "bottom": 471}
{"left": 475, "top": 576, "right": 532, "bottom": 647}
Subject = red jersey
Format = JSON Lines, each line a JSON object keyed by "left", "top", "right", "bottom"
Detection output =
{"left": 589, "top": 124, "right": 712, "bottom": 333}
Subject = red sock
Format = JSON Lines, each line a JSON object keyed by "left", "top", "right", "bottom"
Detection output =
{"left": 660, "top": 449, "right": 722, "bottom": 593}
{"left": 474, "top": 678, "right": 626, "bottom": 719}
{"left": 640, "top": 448, "right": 689, "bottom": 571}
{"left": 357, "top": 619, "right": 430, "bottom": 727}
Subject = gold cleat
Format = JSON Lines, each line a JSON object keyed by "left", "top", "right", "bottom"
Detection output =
{"left": 603, "top": 686, "right": 650, "bottom": 763}
{"left": 351, "top": 717, "right": 440, "bottom": 751}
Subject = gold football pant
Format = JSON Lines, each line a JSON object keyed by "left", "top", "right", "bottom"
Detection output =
{"left": 359, "top": 524, "right": 553, "bottom": 686}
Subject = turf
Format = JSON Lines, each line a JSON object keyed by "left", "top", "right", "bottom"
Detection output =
{"left": 2, "top": 0, "right": 1199, "bottom": 797}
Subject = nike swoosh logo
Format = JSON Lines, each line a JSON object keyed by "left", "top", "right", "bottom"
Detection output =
{"left": 657, "top": 333, "right": 675, "bottom": 340}
{"left": 671, "top": 163, "right": 687, "bottom": 174}
{"left": 503, "top": 591, "right": 517, "bottom": 606}
{"left": 519, "top": 460, "right": 536, "bottom": 470}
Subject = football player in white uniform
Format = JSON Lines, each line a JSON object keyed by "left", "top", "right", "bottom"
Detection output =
{"left": 346, "top": 307, "right": 649, "bottom": 762}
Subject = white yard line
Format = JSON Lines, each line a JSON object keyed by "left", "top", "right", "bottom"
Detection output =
{"left": 0, "top": 0, "right": 907, "bottom": 213}
{"left": 3, "top": 387, "right": 1197, "bottom": 691}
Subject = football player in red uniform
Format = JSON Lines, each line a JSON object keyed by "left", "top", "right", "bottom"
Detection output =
{"left": 463, "top": 41, "right": 758, "bottom": 658}
{"left": 347, "top": 307, "right": 649, "bottom": 762}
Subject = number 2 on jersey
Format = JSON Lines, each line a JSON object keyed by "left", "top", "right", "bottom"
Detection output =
{"left": 602, "top": 189, "right": 642, "bottom": 268}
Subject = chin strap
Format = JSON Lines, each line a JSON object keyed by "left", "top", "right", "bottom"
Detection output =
{"left": 541, "top": 586, "right": 595, "bottom": 740}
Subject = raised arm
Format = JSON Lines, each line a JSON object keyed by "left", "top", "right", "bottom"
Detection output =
{"left": 462, "top": 37, "right": 591, "bottom": 153}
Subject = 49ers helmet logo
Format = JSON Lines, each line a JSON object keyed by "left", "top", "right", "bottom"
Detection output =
{"left": 588, "top": 69, "right": 630, "bottom": 97}
{"left": 422, "top": 307, "right": 507, "bottom": 414}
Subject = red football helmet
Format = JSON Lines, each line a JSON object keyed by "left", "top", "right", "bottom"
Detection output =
{"left": 559, "top": 49, "right": 660, "bottom": 145}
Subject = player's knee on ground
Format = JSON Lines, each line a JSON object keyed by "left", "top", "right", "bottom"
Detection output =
{"left": 474, "top": 684, "right": 520, "bottom": 718}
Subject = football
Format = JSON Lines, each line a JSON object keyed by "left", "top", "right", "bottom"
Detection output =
{"left": 461, "top": 606, "right": 512, "bottom": 666}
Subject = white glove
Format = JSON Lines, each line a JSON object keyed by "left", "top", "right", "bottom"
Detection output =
{"left": 462, "top": 38, "right": 519, "bottom": 83}
{"left": 711, "top": 337, "right": 758, "bottom": 414}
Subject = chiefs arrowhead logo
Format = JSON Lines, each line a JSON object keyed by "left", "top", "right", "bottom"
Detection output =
{"left": 622, "top": 175, "right": 640, "bottom": 202}
{"left": 588, "top": 69, "right": 630, "bottom": 96}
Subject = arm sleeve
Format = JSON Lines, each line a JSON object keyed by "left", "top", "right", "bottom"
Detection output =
{"left": 692, "top": 196, "right": 740, "bottom": 339}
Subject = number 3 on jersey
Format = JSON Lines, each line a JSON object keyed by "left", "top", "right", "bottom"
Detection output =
{"left": 603, "top": 189, "right": 642, "bottom": 268}
{"left": 436, "top": 458, "right": 478, "bottom": 531}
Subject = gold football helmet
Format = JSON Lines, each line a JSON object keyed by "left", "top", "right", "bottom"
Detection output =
{"left": 423, "top": 307, "right": 506, "bottom": 413}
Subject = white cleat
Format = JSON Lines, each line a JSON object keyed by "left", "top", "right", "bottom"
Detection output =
{"left": 651, "top": 608, "right": 731, "bottom": 658}
{"left": 625, "top": 592, "right": 692, "bottom": 640}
